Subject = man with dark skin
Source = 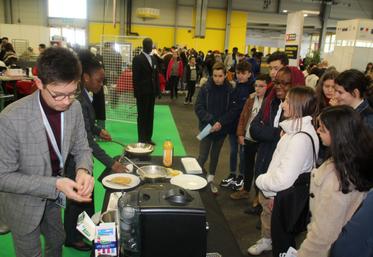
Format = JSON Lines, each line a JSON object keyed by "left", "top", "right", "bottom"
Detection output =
{"left": 132, "top": 38, "right": 160, "bottom": 145}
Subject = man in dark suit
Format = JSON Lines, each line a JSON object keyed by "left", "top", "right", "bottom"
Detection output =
{"left": 132, "top": 38, "right": 160, "bottom": 145}
{"left": 64, "top": 50, "right": 126, "bottom": 251}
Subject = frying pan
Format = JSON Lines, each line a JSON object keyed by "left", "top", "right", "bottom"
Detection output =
{"left": 111, "top": 140, "right": 154, "bottom": 157}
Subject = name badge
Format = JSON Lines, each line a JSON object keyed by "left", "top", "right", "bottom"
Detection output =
{"left": 55, "top": 191, "right": 66, "bottom": 208}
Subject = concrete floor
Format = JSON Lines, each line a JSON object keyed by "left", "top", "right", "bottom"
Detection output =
{"left": 156, "top": 90, "right": 273, "bottom": 257}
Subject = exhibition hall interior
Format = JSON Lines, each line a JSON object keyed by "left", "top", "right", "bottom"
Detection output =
{"left": 0, "top": 0, "right": 372, "bottom": 257}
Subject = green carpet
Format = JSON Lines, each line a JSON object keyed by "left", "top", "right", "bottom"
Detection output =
{"left": 0, "top": 104, "right": 185, "bottom": 257}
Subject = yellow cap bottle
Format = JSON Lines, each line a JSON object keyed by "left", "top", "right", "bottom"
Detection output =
{"left": 163, "top": 139, "right": 173, "bottom": 167}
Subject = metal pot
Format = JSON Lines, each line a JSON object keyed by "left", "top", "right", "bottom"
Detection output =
{"left": 137, "top": 165, "right": 168, "bottom": 183}
{"left": 124, "top": 143, "right": 154, "bottom": 157}
{"left": 110, "top": 141, "right": 154, "bottom": 158}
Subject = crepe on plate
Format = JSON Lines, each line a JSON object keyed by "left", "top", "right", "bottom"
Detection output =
{"left": 109, "top": 176, "right": 132, "bottom": 185}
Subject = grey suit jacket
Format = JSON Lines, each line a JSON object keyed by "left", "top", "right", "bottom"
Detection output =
{"left": 0, "top": 91, "right": 93, "bottom": 235}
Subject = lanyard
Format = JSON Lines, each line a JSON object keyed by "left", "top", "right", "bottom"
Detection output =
{"left": 38, "top": 92, "right": 64, "bottom": 169}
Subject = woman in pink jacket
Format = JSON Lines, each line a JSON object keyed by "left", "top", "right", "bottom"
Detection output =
{"left": 166, "top": 51, "right": 184, "bottom": 99}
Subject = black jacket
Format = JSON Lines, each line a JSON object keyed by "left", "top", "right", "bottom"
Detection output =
{"left": 356, "top": 99, "right": 373, "bottom": 129}
{"left": 228, "top": 79, "right": 255, "bottom": 134}
{"left": 195, "top": 78, "right": 238, "bottom": 138}
{"left": 185, "top": 64, "right": 199, "bottom": 82}
{"left": 250, "top": 94, "right": 281, "bottom": 176}
{"left": 132, "top": 52, "right": 160, "bottom": 98}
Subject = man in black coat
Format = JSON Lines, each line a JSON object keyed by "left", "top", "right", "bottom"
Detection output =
{"left": 132, "top": 38, "right": 160, "bottom": 144}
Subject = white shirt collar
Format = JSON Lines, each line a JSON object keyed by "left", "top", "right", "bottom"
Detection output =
{"left": 84, "top": 88, "right": 93, "bottom": 102}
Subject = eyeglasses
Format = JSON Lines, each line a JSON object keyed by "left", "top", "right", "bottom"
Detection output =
{"left": 45, "top": 86, "right": 81, "bottom": 101}
{"left": 273, "top": 80, "right": 292, "bottom": 88}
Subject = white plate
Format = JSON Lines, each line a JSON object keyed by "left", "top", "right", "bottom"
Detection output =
{"left": 170, "top": 174, "right": 207, "bottom": 190}
{"left": 102, "top": 173, "right": 140, "bottom": 190}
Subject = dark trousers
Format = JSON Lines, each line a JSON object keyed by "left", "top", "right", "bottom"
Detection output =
{"left": 64, "top": 199, "right": 94, "bottom": 244}
{"left": 243, "top": 139, "right": 259, "bottom": 192}
{"left": 185, "top": 81, "right": 196, "bottom": 102}
{"left": 64, "top": 157, "right": 94, "bottom": 244}
{"left": 136, "top": 94, "right": 155, "bottom": 143}
{"left": 169, "top": 75, "right": 179, "bottom": 99}
{"left": 228, "top": 134, "right": 245, "bottom": 175}
{"left": 92, "top": 86, "right": 106, "bottom": 120}
{"left": 197, "top": 136, "right": 226, "bottom": 175}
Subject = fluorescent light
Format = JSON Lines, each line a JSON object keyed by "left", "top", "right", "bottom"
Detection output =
{"left": 302, "top": 10, "right": 320, "bottom": 15}
{"left": 283, "top": 10, "right": 288, "bottom": 13}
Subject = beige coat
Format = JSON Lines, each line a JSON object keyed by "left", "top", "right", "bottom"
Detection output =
{"left": 298, "top": 159, "right": 366, "bottom": 257}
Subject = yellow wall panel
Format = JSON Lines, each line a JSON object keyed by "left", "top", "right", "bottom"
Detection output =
{"left": 131, "top": 25, "right": 174, "bottom": 49}
{"left": 89, "top": 22, "right": 120, "bottom": 44}
{"left": 206, "top": 9, "right": 226, "bottom": 29}
{"left": 228, "top": 11, "right": 247, "bottom": 53}
{"left": 176, "top": 28, "right": 225, "bottom": 53}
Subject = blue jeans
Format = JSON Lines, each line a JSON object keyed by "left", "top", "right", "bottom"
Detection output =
{"left": 229, "top": 133, "right": 245, "bottom": 175}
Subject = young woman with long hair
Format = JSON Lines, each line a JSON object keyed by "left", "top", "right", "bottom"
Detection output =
{"left": 297, "top": 105, "right": 373, "bottom": 257}
{"left": 250, "top": 86, "right": 319, "bottom": 256}
{"left": 315, "top": 70, "right": 339, "bottom": 114}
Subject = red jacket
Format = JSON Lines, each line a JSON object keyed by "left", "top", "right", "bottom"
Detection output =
{"left": 166, "top": 59, "right": 183, "bottom": 80}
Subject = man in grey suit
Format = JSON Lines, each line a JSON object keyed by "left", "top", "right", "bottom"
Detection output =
{"left": 0, "top": 47, "right": 94, "bottom": 257}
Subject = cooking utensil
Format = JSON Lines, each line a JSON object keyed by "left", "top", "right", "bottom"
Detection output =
{"left": 110, "top": 140, "right": 126, "bottom": 147}
{"left": 135, "top": 165, "right": 168, "bottom": 183}
{"left": 111, "top": 140, "right": 154, "bottom": 157}
{"left": 125, "top": 143, "right": 154, "bottom": 156}
{"left": 119, "top": 155, "right": 147, "bottom": 175}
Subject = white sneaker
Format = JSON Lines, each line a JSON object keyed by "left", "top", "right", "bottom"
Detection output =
{"left": 210, "top": 182, "right": 218, "bottom": 194}
{"left": 247, "top": 237, "right": 272, "bottom": 255}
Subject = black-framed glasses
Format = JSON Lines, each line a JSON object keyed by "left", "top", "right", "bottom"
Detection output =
{"left": 45, "top": 86, "right": 81, "bottom": 101}
{"left": 273, "top": 80, "right": 292, "bottom": 88}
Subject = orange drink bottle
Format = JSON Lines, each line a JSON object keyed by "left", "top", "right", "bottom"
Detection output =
{"left": 162, "top": 139, "right": 173, "bottom": 167}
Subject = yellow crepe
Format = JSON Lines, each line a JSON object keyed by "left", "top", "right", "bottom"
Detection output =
{"left": 109, "top": 176, "right": 132, "bottom": 185}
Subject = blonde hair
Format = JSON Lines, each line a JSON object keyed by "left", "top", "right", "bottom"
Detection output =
{"left": 287, "top": 86, "right": 317, "bottom": 130}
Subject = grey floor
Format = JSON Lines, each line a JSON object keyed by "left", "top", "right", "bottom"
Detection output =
{"left": 156, "top": 90, "right": 273, "bottom": 257}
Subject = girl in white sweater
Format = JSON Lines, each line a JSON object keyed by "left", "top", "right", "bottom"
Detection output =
{"left": 249, "top": 87, "right": 319, "bottom": 256}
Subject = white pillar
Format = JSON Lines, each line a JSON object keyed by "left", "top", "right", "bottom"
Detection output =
{"left": 285, "top": 11, "right": 304, "bottom": 67}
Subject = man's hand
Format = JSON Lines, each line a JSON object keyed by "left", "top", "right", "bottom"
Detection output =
{"left": 75, "top": 169, "right": 94, "bottom": 198}
{"left": 99, "top": 129, "right": 112, "bottom": 141}
{"left": 55, "top": 177, "right": 92, "bottom": 202}
{"left": 111, "top": 161, "right": 128, "bottom": 173}
{"left": 210, "top": 122, "right": 222, "bottom": 132}
{"left": 238, "top": 136, "right": 245, "bottom": 145}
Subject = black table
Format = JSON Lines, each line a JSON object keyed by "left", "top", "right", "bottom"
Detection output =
{"left": 99, "top": 156, "right": 243, "bottom": 257}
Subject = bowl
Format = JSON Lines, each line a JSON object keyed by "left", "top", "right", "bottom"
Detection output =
{"left": 124, "top": 143, "right": 154, "bottom": 157}
{"left": 137, "top": 165, "right": 168, "bottom": 182}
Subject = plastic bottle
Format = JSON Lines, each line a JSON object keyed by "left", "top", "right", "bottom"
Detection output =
{"left": 162, "top": 139, "right": 173, "bottom": 167}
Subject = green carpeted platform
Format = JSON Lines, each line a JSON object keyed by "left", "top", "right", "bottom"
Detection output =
{"left": 0, "top": 105, "right": 185, "bottom": 257}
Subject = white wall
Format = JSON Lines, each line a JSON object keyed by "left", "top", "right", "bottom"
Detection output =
{"left": 0, "top": 24, "right": 50, "bottom": 51}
